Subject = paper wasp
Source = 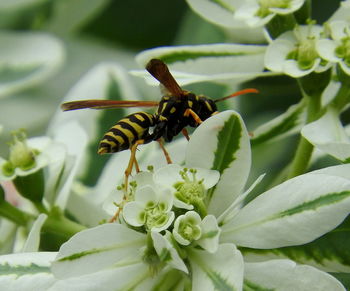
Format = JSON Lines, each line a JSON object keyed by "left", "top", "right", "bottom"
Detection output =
{"left": 61, "top": 59, "right": 258, "bottom": 187}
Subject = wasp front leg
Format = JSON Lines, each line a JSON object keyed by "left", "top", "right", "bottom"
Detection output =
{"left": 184, "top": 108, "right": 203, "bottom": 125}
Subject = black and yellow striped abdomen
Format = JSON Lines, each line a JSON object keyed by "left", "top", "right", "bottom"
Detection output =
{"left": 98, "top": 112, "right": 156, "bottom": 154}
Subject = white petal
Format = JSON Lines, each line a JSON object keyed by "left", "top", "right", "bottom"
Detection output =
{"left": 316, "top": 39, "right": 340, "bottom": 62}
{"left": 197, "top": 215, "right": 221, "bottom": 253}
{"left": 123, "top": 202, "right": 146, "bottom": 227}
{"left": 151, "top": 211, "right": 175, "bottom": 232}
{"left": 153, "top": 164, "right": 182, "bottom": 190}
{"left": 193, "top": 168, "right": 220, "bottom": 189}
{"left": 135, "top": 185, "right": 157, "bottom": 206}
{"left": 283, "top": 58, "right": 319, "bottom": 78}
{"left": 265, "top": 39, "right": 295, "bottom": 72}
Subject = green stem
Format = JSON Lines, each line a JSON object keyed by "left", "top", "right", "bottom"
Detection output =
{"left": 0, "top": 200, "right": 35, "bottom": 226}
{"left": 287, "top": 93, "right": 321, "bottom": 179}
{"left": 330, "top": 83, "right": 350, "bottom": 112}
{"left": 32, "top": 201, "right": 48, "bottom": 214}
{"left": 42, "top": 207, "right": 86, "bottom": 239}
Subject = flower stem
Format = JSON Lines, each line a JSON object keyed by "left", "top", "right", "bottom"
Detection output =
{"left": 0, "top": 200, "right": 34, "bottom": 226}
{"left": 42, "top": 207, "right": 86, "bottom": 239}
{"left": 287, "top": 92, "right": 322, "bottom": 179}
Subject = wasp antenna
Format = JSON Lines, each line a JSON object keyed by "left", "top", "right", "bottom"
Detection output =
{"left": 215, "top": 88, "right": 259, "bottom": 103}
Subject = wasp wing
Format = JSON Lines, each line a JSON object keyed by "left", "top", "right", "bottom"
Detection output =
{"left": 146, "top": 59, "right": 183, "bottom": 98}
{"left": 61, "top": 100, "right": 159, "bottom": 111}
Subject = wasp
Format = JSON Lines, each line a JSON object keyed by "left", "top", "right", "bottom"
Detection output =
{"left": 61, "top": 59, "right": 258, "bottom": 186}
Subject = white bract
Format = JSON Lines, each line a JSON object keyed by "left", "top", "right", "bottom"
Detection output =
{"left": 235, "top": 0, "right": 305, "bottom": 27}
{"left": 42, "top": 111, "right": 348, "bottom": 290}
{"left": 265, "top": 24, "right": 330, "bottom": 77}
{"left": 317, "top": 20, "right": 350, "bottom": 75}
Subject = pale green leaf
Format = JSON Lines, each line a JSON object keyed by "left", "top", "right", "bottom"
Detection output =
{"left": 134, "top": 44, "right": 267, "bottom": 86}
{"left": 0, "top": 31, "right": 64, "bottom": 98}
{"left": 22, "top": 213, "right": 47, "bottom": 252}
{"left": 241, "top": 215, "right": 350, "bottom": 273}
{"left": 0, "top": 252, "right": 56, "bottom": 291}
{"left": 222, "top": 173, "right": 350, "bottom": 248}
{"left": 186, "top": 110, "right": 251, "bottom": 217}
{"left": 189, "top": 243, "right": 244, "bottom": 291}
{"left": 251, "top": 101, "right": 306, "bottom": 146}
{"left": 51, "top": 224, "right": 146, "bottom": 279}
{"left": 244, "top": 259, "right": 345, "bottom": 291}
{"left": 302, "top": 109, "right": 350, "bottom": 162}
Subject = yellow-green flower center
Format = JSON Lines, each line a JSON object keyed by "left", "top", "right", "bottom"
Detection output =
{"left": 256, "top": 0, "right": 291, "bottom": 17}
{"left": 287, "top": 37, "right": 319, "bottom": 70}
{"left": 2, "top": 130, "right": 38, "bottom": 176}
{"left": 335, "top": 37, "right": 350, "bottom": 67}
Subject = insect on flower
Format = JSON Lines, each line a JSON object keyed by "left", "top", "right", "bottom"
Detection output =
{"left": 61, "top": 59, "right": 258, "bottom": 187}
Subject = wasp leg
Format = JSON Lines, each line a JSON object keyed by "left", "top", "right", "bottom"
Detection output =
{"left": 157, "top": 139, "right": 172, "bottom": 164}
{"left": 181, "top": 128, "right": 190, "bottom": 141}
{"left": 125, "top": 139, "right": 145, "bottom": 189}
{"left": 184, "top": 108, "right": 203, "bottom": 125}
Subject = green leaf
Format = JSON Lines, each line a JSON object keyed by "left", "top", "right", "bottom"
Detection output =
{"left": 241, "top": 215, "right": 350, "bottom": 273}
{"left": 51, "top": 224, "right": 146, "bottom": 279}
{"left": 134, "top": 44, "right": 267, "bottom": 86}
{"left": 188, "top": 243, "right": 244, "bottom": 291}
{"left": 244, "top": 259, "right": 345, "bottom": 291}
{"left": 302, "top": 108, "right": 350, "bottom": 162}
{"left": 251, "top": 101, "right": 306, "bottom": 146}
{"left": 0, "top": 252, "right": 56, "bottom": 291}
{"left": 186, "top": 110, "right": 251, "bottom": 217}
{"left": 0, "top": 31, "right": 64, "bottom": 98}
{"left": 221, "top": 171, "right": 350, "bottom": 249}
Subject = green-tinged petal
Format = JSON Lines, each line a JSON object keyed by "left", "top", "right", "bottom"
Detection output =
{"left": 186, "top": 0, "right": 238, "bottom": 28}
{"left": 22, "top": 214, "right": 47, "bottom": 252}
{"left": 265, "top": 38, "right": 295, "bottom": 72}
{"left": 134, "top": 44, "right": 267, "bottom": 86}
{"left": 151, "top": 231, "right": 188, "bottom": 274}
{"left": 302, "top": 109, "right": 350, "bottom": 162}
{"left": 188, "top": 243, "right": 244, "bottom": 291}
{"left": 316, "top": 39, "right": 340, "bottom": 63}
{"left": 251, "top": 101, "right": 306, "bottom": 146}
{"left": 242, "top": 215, "right": 350, "bottom": 273}
{"left": 123, "top": 202, "right": 146, "bottom": 227}
{"left": 48, "top": 262, "right": 153, "bottom": 291}
{"left": 197, "top": 215, "right": 221, "bottom": 253}
{"left": 222, "top": 173, "right": 350, "bottom": 248}
{"left": 135, "top": 185, "right": 158, "bottom": 206}
{"left": 51, "top": 224, "right": 146, "bottom": 279}
{"left": 0, "top": 252, "right": 56, "bottom": 291}
{"left": 0, "top": 31, "right": 64, "bottom": 98}
{"left": 186, "top": 110, "right": 251, "bottom": 217}
{"left": 244, "top": 259, "right": 345, "bottom": 291}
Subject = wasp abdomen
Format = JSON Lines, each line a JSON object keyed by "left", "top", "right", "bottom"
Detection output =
{"left": 98, "top": 112, "right": 156, "bottom": 154}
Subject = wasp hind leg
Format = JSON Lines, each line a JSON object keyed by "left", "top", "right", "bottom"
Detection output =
{"left": 157, "top": 139, "right": 172, "bottom": 164}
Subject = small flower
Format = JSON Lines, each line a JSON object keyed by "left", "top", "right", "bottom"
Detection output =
{"left": 265, "top": 24, "right": 330, "bottom": 77}
{"left": 123, "top": 184, "right": 174, "bottom": 232}
{"left": 235, "top": 0, "right": 305, "bottom": 27}
{"left": 173, "top": 211, "right": 221, "bottom": 253}
{"left": 153, "top": 164, "right": 219, "bottom": 214}
{"left": 0, "top": 130, "right": 48, "bottom": 179}
{"left": 317, "top": 20, "right": 350, "bottom": 75}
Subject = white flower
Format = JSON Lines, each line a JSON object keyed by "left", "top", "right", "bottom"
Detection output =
{"left": 123, "top": 184, "right": 174, "bottom": 232}
{"left": 235, "top": 0, "right": 305, "bottom": 27}
{"left": 265, "top": 24, "right": 331, "bottom": 77}
{"left": 173, "top": 211, "right": 221, "bottom": 253}
{"left": 0, "top": 131, "right": 50, "bottom": 181}
{"left": 153, "top": 164, "right": 219, "bottom": 212}
{"left": 317, "top": 20, "right": 350, "bottom": 75}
